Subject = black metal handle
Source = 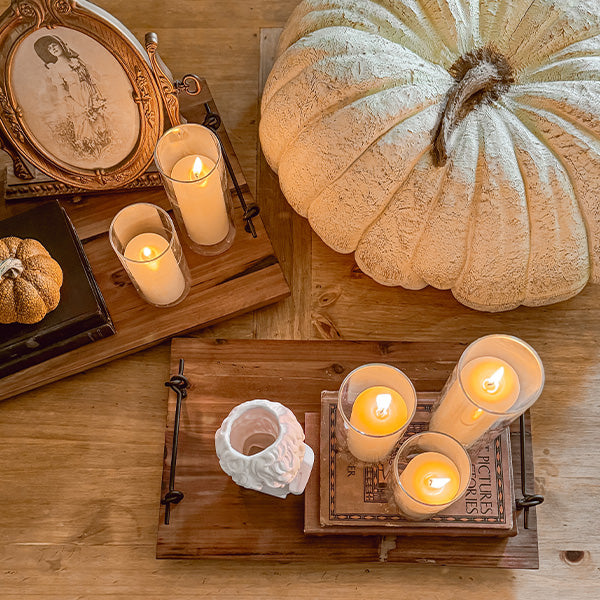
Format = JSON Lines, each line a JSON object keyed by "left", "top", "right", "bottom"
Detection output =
{"left": 515, "top": 413, "right": 544, "bottom": 529}
{"left": 202, "top": 103, "right": 260, "bottom": 238}
{"left": 161, "top": 359, "right": 188, "bottom": 524}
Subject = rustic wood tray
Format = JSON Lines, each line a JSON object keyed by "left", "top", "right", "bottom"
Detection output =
{"left": 0, "top": 82, "right": 289, "bottom": 401}
{"left": 157, "top": 338, "right": 539, "bottom": 568}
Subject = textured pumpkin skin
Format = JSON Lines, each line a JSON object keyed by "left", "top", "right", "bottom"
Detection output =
{"left": 260, "top": 0, "right": 600, "bottom": 311}
{"left": 0, "top": 237, "right": 63, "bottom": 324}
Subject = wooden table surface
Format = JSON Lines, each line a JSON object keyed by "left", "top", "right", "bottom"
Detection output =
{"left": 1, "top": 1, "right": 598, "bottom": 598}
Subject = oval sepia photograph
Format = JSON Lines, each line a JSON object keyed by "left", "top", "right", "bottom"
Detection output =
{"left": 10, "top": 26, "right": 140, "bottom": 172}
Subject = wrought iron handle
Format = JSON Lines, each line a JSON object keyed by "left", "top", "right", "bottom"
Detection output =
{"left": 516, "top": 413, "right": 544, "bottom": 529}
{"left": 161, "top": 359, "right": 188, "bottom": 524}
{"left": 202, "top": 103, "right": 260, "bottom": 238}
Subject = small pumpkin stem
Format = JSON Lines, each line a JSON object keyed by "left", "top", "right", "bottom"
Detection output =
{"left": 433, "top": 47, "right": 513, "bottom": 166}
{"left": 0, "top": 257, "right": 23, "bottom": 279}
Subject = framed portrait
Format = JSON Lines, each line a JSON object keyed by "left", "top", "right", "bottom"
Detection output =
{"left": 0, "top": 0, "right": 166, "bottom": 190}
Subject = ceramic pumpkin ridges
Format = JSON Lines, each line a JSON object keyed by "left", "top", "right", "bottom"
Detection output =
{"left": 261, "top": 0, "right": 600, "bottom": 311}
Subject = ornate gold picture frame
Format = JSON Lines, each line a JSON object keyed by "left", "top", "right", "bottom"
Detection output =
{"left": 0, "top": 0, "right": 165, "bottom": 190}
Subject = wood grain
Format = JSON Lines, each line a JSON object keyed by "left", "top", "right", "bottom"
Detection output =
{"left": 0, "top": 4, "right": 598, "bottom": 599}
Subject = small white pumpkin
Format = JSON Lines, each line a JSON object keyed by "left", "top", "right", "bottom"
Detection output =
{"left": 260, "top": 0, "right": 600, "bottom": 311}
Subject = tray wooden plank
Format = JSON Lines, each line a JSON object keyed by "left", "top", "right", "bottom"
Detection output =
{"left": 157, "top": 338, "right": 538, "bottom": 568}
{"left": 0, "top": 82, "right": 289, "bottom": 401}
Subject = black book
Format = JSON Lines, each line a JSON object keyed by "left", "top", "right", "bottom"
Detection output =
{"left": 0, "top": 201, "right": 114, "bottom": 378}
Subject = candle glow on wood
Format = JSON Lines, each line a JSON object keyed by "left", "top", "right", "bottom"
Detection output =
{"left": 171, "top": 154, "right": 229, "bottom": 246}
{"left": 123, "top": 232, "right": 186, "bottom": 306}
{"left": 347, "top": 386, "right": 408, "bottom": 463}
{"left": 430, "top": 357, "right": 520, "bottom": 447}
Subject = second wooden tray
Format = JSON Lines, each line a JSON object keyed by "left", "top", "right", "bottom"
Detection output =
{"left": 0, "top": 81, "right": 289, "bottom": 401}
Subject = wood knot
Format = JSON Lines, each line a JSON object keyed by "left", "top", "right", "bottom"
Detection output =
{"left": 378, "top": 341, "right": 393, "bottom": 355}
{"left": 110, "top": 270, "right": 130, "bottom": 287}
{"left": 350, "top": 263, "right": 364, "bottom": 278}
{"left": 330, "top": 363, "right": 344, "bottom": 374}
{"left": 560, "top": 550, "right": 588, "bottom": 565}
{"left": 318, "top": 287, "right": 341, "bottom": 307}
{"left": 311, "top": 311, "right": 342, "bottom": 340}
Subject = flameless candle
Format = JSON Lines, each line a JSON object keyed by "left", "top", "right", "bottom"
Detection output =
{"left": 170, "top": 154, "right": 230, "bottom": 246}
{"left": 155, "top": 124, "right": 235, "bottom": 256}
{"left": 429, "top": 357, "right": 520, "bottom": 447}
{"left": 398, "top": 452, "right": 460, "bottom": 505}
{"left": 429, "top": 335, "right": 544, "bottom": 450}
{"left": 392, "top": 432, "right": 471, "bottom": 520}
{"left": 123, "top": 232, "right": 186, "bottom": 306}
{"left": 338, "top": 364, "right": 417, "bottom": 464}
{"left": 347, "top": 386, "right": 409, "bottom": 463}
{"left": 109, "top": 203, "right": 191, "bottom": 308}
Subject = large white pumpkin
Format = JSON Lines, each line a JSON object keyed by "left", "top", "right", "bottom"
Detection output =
{"left": 260, "top": 0, "right": 600, "bottom": 311}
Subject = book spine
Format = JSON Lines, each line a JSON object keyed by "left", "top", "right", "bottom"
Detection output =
{"left": 0, "top": 323, "right": 116, "bottom": 379}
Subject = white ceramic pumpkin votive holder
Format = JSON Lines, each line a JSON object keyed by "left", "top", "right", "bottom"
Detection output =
{"left": 214, "top": 399, "right": 314, "bottom": 498}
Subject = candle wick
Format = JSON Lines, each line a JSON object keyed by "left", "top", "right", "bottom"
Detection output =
{"left": 428, "top": 477, "right": 451, "bottom": 489}
{"left": 482, "top": 366, "right": 504, "bottom": 394}
{"left": 192, "top": 156, "right": 203, "bottom": 180}
{"left": 374, "top": 393, "right": 392, "bottom": 419}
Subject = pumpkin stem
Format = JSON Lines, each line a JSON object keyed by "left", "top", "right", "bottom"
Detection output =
{"left": 433, "top": 47, "right": 513, "bottom": 166}
{"left": 0, "top": 257, "right": 24, "bottom": 279}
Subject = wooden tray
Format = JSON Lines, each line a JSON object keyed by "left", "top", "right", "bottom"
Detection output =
{"left": 157, "top": 338, "right": 539, "bottom": 568}
{"left": 0, "top": 82, "right": 289, "bottom": 401}
{"left": 307, "top": 391, "right": 516, "bottom": 536}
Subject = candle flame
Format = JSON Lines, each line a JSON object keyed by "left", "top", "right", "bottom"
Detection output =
{"left": 374, "top": 393, "right": 392, "bottom": 419}
{"left": 192, "top": 156, "right": 203, "bottom": 180}
{"left": 472, "top": 408, "right": 483, "bottom": 421}
{"left": 482, "top": 366, "right": 504, "bottom": 394}
{"left": 140, "top": 246, "right": 160, "bottom": 269}
{"left": 428, "top": 477, "right": 452, "bottom": 489}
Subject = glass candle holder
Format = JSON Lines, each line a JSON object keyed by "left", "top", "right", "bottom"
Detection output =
{"left": 154, "top": 123, "right": 235, "bottom": 256}
{"left": 109, "top": 203, "right": 191, "bottom": 307}
{"left": 429, "top": 335, "right": 545, "bottom": 450}
{"left": 392, "top": 431, "right": 471, "bottom": 520}
{"left": 337, "top": 364, "right": 417, "bottom": 464}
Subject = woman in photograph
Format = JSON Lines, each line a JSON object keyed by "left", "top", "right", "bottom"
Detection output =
{"left": 34, "top": 34, "right": 111, "bottom": 159}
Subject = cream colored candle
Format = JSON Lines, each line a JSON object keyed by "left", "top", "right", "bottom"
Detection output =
{"left": 394, "top": 452, "right": 460, "bottom": 518}
{"left": 171, "top": 155, "right": 229, "bottom": 246}
{"left": 124, "top": 232, "right": 186, "bottom": 306}
{"left": 429, "top": 356, "right": 520, "bottom": 447}
{"left": 347, "top": 386, "right": 408, "bottom": 463}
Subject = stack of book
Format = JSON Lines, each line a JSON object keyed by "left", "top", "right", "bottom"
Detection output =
{"left": 0, "top": 201, "right": 114, "bottom": 379}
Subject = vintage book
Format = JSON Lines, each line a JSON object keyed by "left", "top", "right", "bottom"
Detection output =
{"left": 0, "top": 201, "right": 114, "bottom": 377}
{"left": 308, "top": 391, "right": 516, "bottom": 537}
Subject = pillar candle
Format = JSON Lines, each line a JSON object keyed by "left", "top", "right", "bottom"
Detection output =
{"left": 124, "top": 232, "right": 186, "bottom": 306}
{"left": 429, "top": 356, "right": 520, "bottom": 447}
{"left": 394, "top": 451, "right": 460, "bottom": 518}
{"left": 347, "top": 386, "right": 408, "bottom": 463}
{"left": 171, "top": 155, "right": 229, "bottom": 246}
